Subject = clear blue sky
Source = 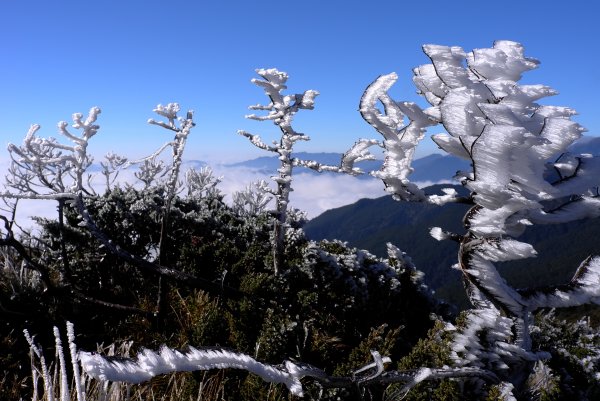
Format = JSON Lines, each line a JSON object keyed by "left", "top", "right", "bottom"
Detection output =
{"left": 1, "top": 0, "right": 599, "bottom": 163}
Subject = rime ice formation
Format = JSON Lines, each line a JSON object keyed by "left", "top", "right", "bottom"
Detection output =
{"left": 5, "top": 107, "right": 101, "bottom": 199}
{"left": 238, "top": 68, "right": 377, "bottom": 274}
{"left": 80, "top": 346, "right": 307, "bottom": 396}
{"left": 357, "top": 40, "right": 600, "bottom": 397}
{"left": 78, "top": 343, "right": 397, "bottom": 397}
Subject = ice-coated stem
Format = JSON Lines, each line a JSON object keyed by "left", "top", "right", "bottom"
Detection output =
{"left": 67, "top": 322, "right": 86, "bottom": 401}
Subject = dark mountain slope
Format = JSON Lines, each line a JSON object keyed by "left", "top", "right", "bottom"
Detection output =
{"left": 304, "top": 185, "right": 600, "bottom": 308}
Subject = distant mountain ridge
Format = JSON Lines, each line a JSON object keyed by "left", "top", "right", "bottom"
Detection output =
{"left": 86, "top": 135, "right": 600, "bottom": 184}
{"left": 228, "top": 152, "right": 471, "bottom": 183}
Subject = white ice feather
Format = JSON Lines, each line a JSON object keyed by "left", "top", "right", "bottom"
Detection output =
{"left": 80, "top": 346, "right": 306, "bottom": 396}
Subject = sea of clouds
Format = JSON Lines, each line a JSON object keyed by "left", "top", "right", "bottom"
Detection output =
{"left": 214, "top": 165, "right": 387, "bottom": 217}
{"left": 0, "top": 157, "right": 396, "bottom": 232}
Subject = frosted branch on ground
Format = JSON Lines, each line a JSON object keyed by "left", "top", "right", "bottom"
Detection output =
{"left": 78, "top": 342, "right": 502, "bottom": 397}
{"left": 80, "top": 346, "right": 307, "bottom": 396}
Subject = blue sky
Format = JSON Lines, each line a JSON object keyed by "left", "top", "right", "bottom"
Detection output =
{"left": 1, "top": 0, "right": 599, "bottom": 164}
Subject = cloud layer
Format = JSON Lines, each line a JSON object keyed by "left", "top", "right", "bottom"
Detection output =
{"left": 213, "top": 165, "right": 387, "bottom": 219}
{"left": 1, "top": 161, "right": 389, "bottom": 230}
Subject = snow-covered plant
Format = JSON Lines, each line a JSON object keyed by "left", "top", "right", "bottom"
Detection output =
{"left": 145, "top": 103, "right": 194, "bottom": 200}
{"left": 300, "top": 240, "right": 405, "bottom": 306}
{"left": 0, "top": 103, "right": 209, "bottom": 313}
{"left": 354, "top": 40, "right": 600, "bottom": 397}
{"left": 232, "top": 179, "right": 272, "bottom": 216}
{"left": 530, "top": 310, "right": 600, "bottom": 397}
{"left": 100, "top": 151, "right": 128, "bottom": 190}
{"left": 186, "top": 166, "right": 223, "bottom": 199}
{"left": 239, "top": 68, "right": 377, "bottom": 274}
{"left": 4, "top": 107, "right": 101, "bottom": 199}
{"left": 134, "top": 157, "right": 165, "bottom": 188}
{"left": 24, "top": 322, "right": 86, "bottom": 401}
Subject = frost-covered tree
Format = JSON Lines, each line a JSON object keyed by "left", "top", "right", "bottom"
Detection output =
{"left": 232, "top": 179, "right": 272, "bottom": 216}
{"left": 354, "top": 40, "right": 600, "bottom": 398}
{"left": 239, "top": 68, "right": 378, "bottom": 274}
{"left": 0, "top": 103, "right": 242, "bottom": 310}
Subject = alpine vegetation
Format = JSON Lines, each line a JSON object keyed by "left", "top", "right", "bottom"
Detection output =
{"left": 2, "top": 41, "right": 600, "bottom": 401}
{"left": 239, "top": 68, "right": 378, "bottom": 275}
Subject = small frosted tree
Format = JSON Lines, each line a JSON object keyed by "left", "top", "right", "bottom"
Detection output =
{"left": 239, "top": 68, "right": 378, "bottom": 274}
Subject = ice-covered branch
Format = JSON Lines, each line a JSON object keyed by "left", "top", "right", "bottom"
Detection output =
{"left": 66, "top": 322, "right": 85, "bottom": 401}
{"left": 145, "top": 103, "right": 195, "bottom": 199}
{"left": 78, "top": 342, "right": 505, "bottom": 398}
{"left": 359, "top": 40, "right": 600, "bottom": 397}
{"left": 5, "top": 107, "right": 101, "bottom": 198}
{"left": 80, "top": 346, "right": 307, "bottom": 396}
{"left": 24, "top": 328, "right": 55, "bottom": 401}
{"left": 360, "top": 73, "right": 438, "bottom": 201}
{"left": 100, "top": 152, "right": 128, "bottom": 190}
{"left": 519, "top": 256, "right": 600, "bottom": 309}
{"left": 291, "top": 138, "right": 382, "bottom": 176}
{"left": 380, "top": 367, "right": 502, "bottom": 399}
{"left": 237, "top": 130, "right": 278, "bottom": 152}
{"left": 134, "top": 158, "right": 165, "bottom": 188}
{"left": 339, "top": 138, "right": 381, "bottom": 174}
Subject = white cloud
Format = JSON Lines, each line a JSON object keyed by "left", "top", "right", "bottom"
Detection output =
{"left": 1, "top": 158, "right": 453, "bottom": 234}
{"left": 211, "top": 164, "right": 387, "bottom": 219}
{"left": 9, "top": 198, "right": 54, "bottom": 232}
{"left": 287, "top": 172, "right": 385, "bottom": 218}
